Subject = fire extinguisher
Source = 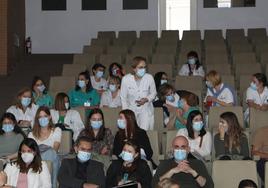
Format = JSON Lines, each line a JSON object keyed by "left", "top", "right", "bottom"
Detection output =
{"left": 25, "top": 37, "right": 32, "bottom": 54}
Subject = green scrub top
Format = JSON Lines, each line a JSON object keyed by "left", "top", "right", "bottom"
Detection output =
{"left": 33, "top": 92, "right": 54, "bottom": 108}
{"left": 175, "top": 106, "right": 199, "bottom": 129}
{"left": 68, "top": 88, "right": 100, "bottom": 115}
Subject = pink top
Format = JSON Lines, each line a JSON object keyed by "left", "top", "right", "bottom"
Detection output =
{"left": 16, "top": 173, "right": 28, "bottom": 188}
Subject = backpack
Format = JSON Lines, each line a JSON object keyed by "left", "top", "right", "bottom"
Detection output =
{"left": 208, "top": 83, "right": 238, "bottom": 106}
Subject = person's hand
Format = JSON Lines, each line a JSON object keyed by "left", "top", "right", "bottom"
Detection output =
{"left": 19, "top": 120, "right": 31, "bottom": 127}
{"left": 136, "top": 98, "right": 148, "bottom": 106}
{"left": 178, "top": 160, "right": 194, "bottom": 174}
{"left": 206, "top": 96, "right": 217, "bottom": 103}
{"left": 0, "top": 171, "right": 7, "bottom": 186}
{"left": 176, "top": 108, "right": 183, "bottom": 117}
{"left": 163, "top": 103, "right": 177, "bottom": 112}
{"left": 83, "top": 183, "right": 98, "bottom": 188}
{"left": 218, "top": 124, "right": 226, "bottom": 139}
{"left": 100, "top": 146, "right": 109, "bottom": 155}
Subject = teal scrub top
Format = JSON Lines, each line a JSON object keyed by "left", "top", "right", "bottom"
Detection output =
{"left": 175, "top": 106, "right": 199, "bottom": 129}
{"left": 33, "top": 92, "right": 54, "bottom": 108}
{"left": 68, "top": 88, "right": 100, "bottom": 115}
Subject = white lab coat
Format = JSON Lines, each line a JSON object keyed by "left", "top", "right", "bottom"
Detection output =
{"left": 120, "top": 73, "right": 157, "bottom": 130}
{"left": 100, "top": 89, "right": 122, "bottom": 108}
{"left": 50, "top": 109, "right": 84, "bottom": 140}
{"left": 178, "top": 64, "right": 205, "bottom": 77}
{"left": 6, "top": 104, "right": 39, "bottom": 127}
{"left": 4, "top": 161, "right": 51, "bottom": 188}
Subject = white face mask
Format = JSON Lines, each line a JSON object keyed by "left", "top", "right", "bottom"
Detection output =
{"left": 21, "top": 152, "right": 34, "bottom": 164}
{"left": 65, "top": 102, "right": 70, "bottom": 110}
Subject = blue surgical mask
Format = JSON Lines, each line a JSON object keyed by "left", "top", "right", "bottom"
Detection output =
{"left": 39, "top": 117, "right": 49, "bottom": 127}
{"left": 188, "top": 58, "right": 196, "bottom": 65}
{"left": 109, "top": 84, "right": 117, "bottom": 92}
{"left": 21, "top": 97, "right": 31, "bottom": 107}
{"left": 117, "top": 119, "right": 126, "bottom": 129}
{"left": 174, "top": 149, "right": 187, "bottom": 161}
{"left": 177, "top": 100, "right": 184, "bottom": 109}
{"left": 2, "top": 123, "right": 14, "bottom": 133}
{"left": 37, "top": 85, "right": 46, "bottom": 93}
{"left": 78, "top": 80, "right": 86, "bottom": 88}
{"left": 206, "top": 81, "right": 213, "bottom": 88}
{"left": 90, "top": 120, "right": 103, "bottom": 129}
{"left": 166, "top": 95, "right": 175, "bottom": 102}
{"left": 193, "top": 121, "right": 204, "bottom": 132}
{"left": 161, "top": 79, "right": 168, "bottom": 85}
{"left": 96, "top": 71, "right": 104, "bottom": 78}
{"left": 120, "top": 151, "right": 134, "bottom": 162}
{"left": 250, "top": 82, "right": 257, "bottom": 91}
{"left": 136, "top": 68, "right": 146, "bottom": 78}
{"left": 77, "top": 150, "right": 91, "bottom": 162}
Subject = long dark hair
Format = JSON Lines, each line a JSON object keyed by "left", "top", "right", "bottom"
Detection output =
{"left": 253, "top": 73, "right": 268, "bottom": 87}
{"left": 75, "top": 70, "right": 93, "bottom": 92}
{"left": 0, "top": 112, "right": 26, "bottom": 137}
{"left": 220, "top": 112, "right": 245, "bottom": 152}
{"left": 82, "top": 108, "right": 106, "bottom": 141}
{"left": 118, "top": 109, "right": 140, "bottom": 142}
{"left": 186, "top": 110, "right": 206, "bottom": 140}
{"left": 16, "top": 138, "right": 42, "bottom": 173}
{"left": 31, "top": 76, "right": 48, "bottom": 94}
{"left": 154, "top": 72, "right": 167, "bottom": 92}
{"left": 54, "top": 92, "right": 69, "bottom": 111}
{"left": 109, "top": 62, "right": 124, "bottom": 77}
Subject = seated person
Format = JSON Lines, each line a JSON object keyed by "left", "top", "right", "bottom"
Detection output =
{"left": 214, "top": 112, "right": 249, "bottom": 160}
{"left": 152, "top": 136, "right": 213, "bottom": 188}
{"left": 109, "top": 62, "right": 125, "bottom": 79}
{"left": 173, "top": 91, "right": 199, "bottom": 130}
{"left": 252, "top": 126, "right": 268, "bottom": 182}
{"left": 0, "top": 138, "right": 51, "bottom": 187}
{"left": 28, "top": 106, "right": 62, "bottom": 188}
{"left": 58, "top": 136, "right": 105, "bottom": 188}
{"left": 204, "top": 70, "right": 235, "bottom": 108}
{"left": 7, "top": 88, "right": 39, "bottom": 128}
{"left": 177, "top": 110, "right": 212, "bottom": 159}
{"left": 90, "top": 63, "right": 108, "bottom": 94}
{"left": 50, "top": 92, "right": 84, "bottom": 141}
{"left": 106, "top": 140, "right": 152, "bottom": 188}
{"left": 178, "top": 51, "right": 205, "bottom": 77}
{"left": 78, "top": 108, "right": 114, "bottom": 156}
{"left": 113, "top": 109, "right": 155, "bottom": 167}
{"left": 0, "top": 113, "right": 26, "bottom": 161}
{"left": 31, "top": 76, "right": 53, "bottom": 108}
{"left": 100, "top": 75, "right": 121, "bottom": 108}
{"left": 68, "top": 70, "right": 100, "bottom": 115}
{"left": 154, "top": 72, "right": 168, "bottom": 93}
{"left": 157, "top": 178, "right": 180, "bottom": 188}
{"left": 244, "top": 73, "right": 268, "bottom": 122}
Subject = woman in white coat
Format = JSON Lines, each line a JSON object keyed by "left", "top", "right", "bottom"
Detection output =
{"left": 0, "top": 138, "right": 51, "bottom": 188}
{"left": 50, "top": 92, "right": 84, "bottom": 141}
{"left": 120, "top": 56, "right": 157, "bottom": 130}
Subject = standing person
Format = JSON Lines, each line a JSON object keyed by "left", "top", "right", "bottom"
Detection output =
{"left": 178, "top": 51, "right": 205, "bottom": 77}
{"left": 244, "top": 73, "right": 268, "bottom": 122}
{"left": 106, "top": 140, "right": 152, "bottom": 188}
{"left": 90, "top": 63, "right": 108, "bottom": 94}
{"left": 68, "top": 70, "right": 100, "bottom": 115}
{"left": 0, "top": 138, "right": 51, "bottom": 188}
{"left": 120, "top": 56, "right": 157, "bottom": 130}
{"left": 7, "top": 88, "right": 39, "bottom": 128}
{"left": 31, "top": 76, "right": 53, "bottom": 108}
{"left": 50, "top": 92, "right": 84, "bottom": 141}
